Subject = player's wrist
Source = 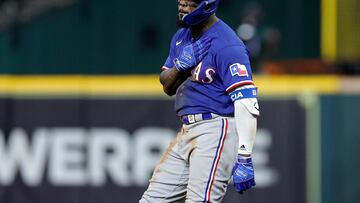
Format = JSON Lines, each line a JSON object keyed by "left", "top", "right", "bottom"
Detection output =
{"left": 238, "top": 154, "right": 251, "bottom": 159}
{"left": 236, "top": 154, "right": 252, "bottom": 163}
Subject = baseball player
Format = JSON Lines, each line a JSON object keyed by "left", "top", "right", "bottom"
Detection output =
{"left": 140, "top": 0, "right": 259, "bottom": 202}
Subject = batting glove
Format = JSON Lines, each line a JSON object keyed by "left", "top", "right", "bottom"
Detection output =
{"left": 173, "top": 37, "right": 211, "bottom": 72}
{"left": 232, "top": 155, "right": 256, "bottom": 194}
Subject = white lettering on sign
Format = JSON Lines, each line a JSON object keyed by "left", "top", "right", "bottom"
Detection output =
{"left": 252, "top": 129, "right": 279, "bottom": 187}
{"left": 0, "top": 128, "right": 48, "bottom": 186}
{"left": 0, "top": 127, "right": 176, "bottom": 187}
{"left": 87, "top": 128, "right": 131, "bottom": 186}
{"left": 0, "top": 127, "right": 277, "bottom": 187}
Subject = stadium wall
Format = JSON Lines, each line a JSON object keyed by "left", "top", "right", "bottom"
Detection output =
{"left": 0, "top": 75, "right": 359, "bottom": 203}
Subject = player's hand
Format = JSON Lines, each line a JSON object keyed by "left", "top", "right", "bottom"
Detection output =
{"left": 173, "top": 37, "right": 212, "bottom": 72}
{"left": 232, "top": 154, "right": 256, "bottom": 194}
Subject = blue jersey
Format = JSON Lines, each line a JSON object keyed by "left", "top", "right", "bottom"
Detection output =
{"left": 162, "top": 20, "right": 254, "bottom": 117}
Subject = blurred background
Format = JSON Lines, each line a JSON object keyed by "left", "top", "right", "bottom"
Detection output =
{"left": 0, "top": 0, "right": 359, "bottom": 202}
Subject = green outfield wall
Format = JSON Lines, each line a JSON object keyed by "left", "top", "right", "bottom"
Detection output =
{"left": 0, "top": 0, "right": 320, "bottom": 74}
{"left": 321, "top": 95, "right": 360, "bottom": 203}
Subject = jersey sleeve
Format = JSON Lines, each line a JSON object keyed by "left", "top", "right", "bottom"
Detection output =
{"left": 161, "top": 30, "right": 183, "bottom": 71}
{"left": 161, "top": 56, "right": 173, "bottom": 71}
{"left": 216, "top": 45, "right": 254, "bottom": 93}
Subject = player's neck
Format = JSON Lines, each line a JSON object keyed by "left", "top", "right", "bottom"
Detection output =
{"left": 190, "top": 15, "right": 219, "bottom": 39}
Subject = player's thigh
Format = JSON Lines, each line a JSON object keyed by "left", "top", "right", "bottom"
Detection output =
{"left": 186, "top": 118, "right": 238, "bottom": 202}
{"left": 140, "top": 137, "right": 189, "bottom": 203}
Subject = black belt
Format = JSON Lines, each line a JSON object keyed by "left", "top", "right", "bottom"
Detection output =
{"left": 180, "top": 113, "right": 218, "bottom": 125}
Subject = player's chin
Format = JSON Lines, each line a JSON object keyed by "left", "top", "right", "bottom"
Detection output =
{"left": 176, "top": 13, "right": 188, "bottom": 28}
{"left": 177, "top": 19, "right": 190, "bottom": 28}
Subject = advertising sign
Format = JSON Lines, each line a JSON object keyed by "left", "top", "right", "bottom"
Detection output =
{"left": 0, "top": 98, "right": 305, "bottom": 203}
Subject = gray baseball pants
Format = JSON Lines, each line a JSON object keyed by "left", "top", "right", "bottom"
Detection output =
{"left": 140, "top": 116, "right": 238, "bottom": 202}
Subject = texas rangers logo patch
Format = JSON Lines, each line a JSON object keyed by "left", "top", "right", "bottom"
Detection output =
{"left": 230, "top": 63, "right": 248, "bottom": 77}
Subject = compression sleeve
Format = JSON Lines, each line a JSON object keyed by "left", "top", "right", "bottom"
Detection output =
{"left": 234, "top": 99, "right": 258, "bottom": 155}
{"left": 233, "top": 85, "right": 259, "bottom": 155}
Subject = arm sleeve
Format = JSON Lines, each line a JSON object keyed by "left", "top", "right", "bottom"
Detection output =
{"left": 216, "top": 45, "right": 254, "bottom": 93}
{"left": 234, "top": 98, "right": 258, "bottom": 155}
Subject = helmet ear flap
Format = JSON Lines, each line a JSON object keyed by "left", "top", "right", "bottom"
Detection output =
{"left": 181, "top": 0, "right": 220, "bottom": 26}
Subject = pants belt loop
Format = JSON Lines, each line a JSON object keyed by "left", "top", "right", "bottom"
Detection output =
{"left": 187, "top": 114, "right": 195, "bottom": 124}
{"left": 195, "top": 114, "right": 202, "bottom": 122}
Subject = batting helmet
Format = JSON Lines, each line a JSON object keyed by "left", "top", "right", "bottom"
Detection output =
{"left": 181, "top": 0, "right": 220, "bottom": 26}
